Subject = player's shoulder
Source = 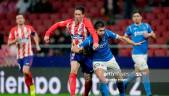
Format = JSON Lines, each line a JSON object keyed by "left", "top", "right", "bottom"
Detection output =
{"left": 25, "top": 25, "right": 33, "bottom": 28}
{"left": 127, "top": 23, "right": 135, "bottom": 28}
{"left": 142, "top": 22, "right": 151, "bottom": 27}
{"left": 83, "top": 17, "right": 92, "bottom": 22}
{"left": 10, "top": 26, "right": 17, "bottom": 32}
{"left": 105, "top": 29, "right": 115, "bottom": 34}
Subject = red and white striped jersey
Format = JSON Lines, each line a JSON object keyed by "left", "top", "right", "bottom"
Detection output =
{"left": 8, "top": 25, "right": 36, "bottom": 59}
{"left": 45, "top": 17, "right": 98, "bottom": 46}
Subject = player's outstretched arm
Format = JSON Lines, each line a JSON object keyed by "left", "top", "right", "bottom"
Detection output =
{"left": 44, "top": 19, "right": 71, "bottom": 43}
{"left": 119, "top": 36, "right": 143, "bottom": 46}
{"left": 84, "top": 18, "right": 99, "bottom": 50}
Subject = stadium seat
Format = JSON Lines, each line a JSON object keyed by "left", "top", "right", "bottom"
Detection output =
{"left": 163, "top": 7, "right": 169, "bottom": 13}
{"left": 148, "top": 49, "right": 154, "bottom": 57}
{"left": 145, "top": 13, "right": 156, "bottom": 21}
{"left": 154, "top": 49, "right": 166, "bottom": 56}
{"left": 118, "top": 48, "right": 131, "bottom": 57}
{"left": 166, "top": 49, "right": 169, "bottom": 56}
{"left": 152, "top": 7, "right": 163, "bottom": 15}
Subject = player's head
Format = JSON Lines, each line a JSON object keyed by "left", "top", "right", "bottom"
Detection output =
{"left": 16, "top": 14, "right": 25, "bottom": 25}
{"left": 132, "top": 9, "right": 142, "bottom": 24}
{"left": 74, "top": 6, "right": 85, "bottom": 22}
{"left": 94, "top": 20, "right": 105, "bottom": 37}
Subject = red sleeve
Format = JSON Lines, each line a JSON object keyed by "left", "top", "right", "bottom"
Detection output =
{"left": 30, "top": 26, "right": 36, "bottom": 32}
{"left": 8, "top": 28, "right": 15, "bottom": 40}
{"left": 84, "top": 18, "right": 99, "bottom": 44}
{"left": 45, "top": 19, "right": 72, "bottom": 37}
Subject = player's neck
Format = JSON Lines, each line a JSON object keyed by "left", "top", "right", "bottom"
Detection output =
{"left": 18, "top": 24, "right": 25, "bottom": 28}
{"left": 135, "top": 22, "right": 142, "bottom": 26}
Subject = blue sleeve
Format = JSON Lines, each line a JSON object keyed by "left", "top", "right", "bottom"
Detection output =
{"left": 125, "top": 26, "right": 132, "bottom": 36}
{"left": 105, "top": 29, "right": 118, "bottom": 39}
{"left": 79, "top": 36, "right": 93, "bottom": 48}
{"left": 145, "top": 23, "right": 153, "bottom": 33}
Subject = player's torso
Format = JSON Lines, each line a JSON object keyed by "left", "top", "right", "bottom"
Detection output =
{"left": 13, "top": 26, "right": 33, "bottom": 58}
{"left": 129, "top": 23, "right": 149, "bottom": 54}
{"left": 93, "top": 32, "right": 113, "bottom": 61}
{"left": 67, "top": 21, "right": 87, "bottom": 46}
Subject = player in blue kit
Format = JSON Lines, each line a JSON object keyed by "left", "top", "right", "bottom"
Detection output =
{"left": 72, "top": 20, "right": 143, "bottom": 96}
{"left": 124, "top": 10, "right": 156, "bottom": 96}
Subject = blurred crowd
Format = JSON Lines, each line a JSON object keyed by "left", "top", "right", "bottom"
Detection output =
{"left": 0, "top": 0, "right": 169, "bottom": 56}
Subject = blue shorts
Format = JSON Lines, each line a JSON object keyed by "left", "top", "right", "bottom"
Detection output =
{"left": 17, "top": 56, "right": 33, "bottom": 72}
{"left": 71, "top": 53, "right": 93, "bottom": 74}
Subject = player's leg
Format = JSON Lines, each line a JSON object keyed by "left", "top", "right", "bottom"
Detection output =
{"left": 81, "top": 57, "right": 93, "bottom": 96}
{"left": 107, "top": 58, "right": 125, "bottom": 96}
{"left": 83, "top": 73, "right": 92, "bottom": 96}
{"left": 133, "top": 55, "right": 152, "bottom": 96}
{"left": 69, "top": 53, "right": 81, "bottom": 96}
{"left": 139, "top": 55, "right": 152, "bottom": 96}
{"left": 125, "top": 55, "right": 143, "bottom": 86}
{"left": 93, "top": 61, "right": 109, "bottom": 96}
{"left": 22, "top": 56, "right": 35, "bottom": 96}
{"left": 69, "top": 60, "right": 80, "bottom": 96}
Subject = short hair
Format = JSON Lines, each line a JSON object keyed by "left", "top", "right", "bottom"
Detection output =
{"left": 75, "top": 6, "right": 85, "bottom": 14}
{"left": 132, "top": 9, "right": 142, "bottom": 16}
{"left": 94, "top": 20, "right": 105, "bottom": 29}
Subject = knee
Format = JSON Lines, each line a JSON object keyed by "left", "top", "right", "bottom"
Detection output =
{"left": 70, "top": 61, "right": 79, "bottom": 74}
{"left": 22, "top": 67, "right": 30, "bottom": 75}
{"left": 84, "top": 73, "right": 92, "bottom": 82}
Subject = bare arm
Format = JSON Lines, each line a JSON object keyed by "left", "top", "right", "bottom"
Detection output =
{"left": 144, "top": 31, "right": 156, "bottom": 40}
{"left": 32, "top": 32, "right": 41, "bottom": 51}
{"left": 8, "top": 39, "right": 19, "bottom": 46}
{"left": 119, "top": 35, "right": 143, "bottom": 46}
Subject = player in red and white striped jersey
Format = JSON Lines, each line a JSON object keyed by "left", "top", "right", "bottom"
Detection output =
{"left": 8, "top": 15, "right": 40, "bottom": 96}
{"left": 44, "top": 6, "right": 99, "bottom": 96}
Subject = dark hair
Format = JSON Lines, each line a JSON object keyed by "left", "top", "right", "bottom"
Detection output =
{"left": 75, "top": 6, "right": 85, "bottom": 14}
{"left": 94, "top": 20, "right": 105, "bottom": 29}
{"left": 132, "top": 9, "right": 142, "bottom": 16}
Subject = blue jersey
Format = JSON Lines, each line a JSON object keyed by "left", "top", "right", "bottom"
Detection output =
{"left": 125, "top": 23, "right": 153, "bottom": 54}
{"left": 80, "top": 29, "right": 118, "bottom": 61}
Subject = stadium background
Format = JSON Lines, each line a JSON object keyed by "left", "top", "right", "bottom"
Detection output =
{"left": 0, "top": 0, "right": 169, "bottom": 96}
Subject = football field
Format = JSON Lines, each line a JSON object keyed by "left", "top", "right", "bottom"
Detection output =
{"left": 1, "top": 94, "right": 168, "bottom": 96}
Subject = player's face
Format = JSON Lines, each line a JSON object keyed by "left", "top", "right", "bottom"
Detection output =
{"left": 16, "top": 15, "right": 25, "bottom": 25}
{"left": 132, "top": 13, "right": 142, "bottom": 24}
{"left": 96, "top": 27, "right": 105, "bottom": 37}
{"left": 74, "top": 10, "right": 84, "bottom": 22}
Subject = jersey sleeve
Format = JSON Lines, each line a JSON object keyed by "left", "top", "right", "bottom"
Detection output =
{"left": 79, "top": 36, "right": 93, "bottom": 48}
{"left": 106, "top": 29, "right": 119, "bottom": 39}
{"left": 84, "top": 18, "right": 99, "bottom": 44}
{"left": 29, "top": 25, "right": 37, "bottom": 36}
{"left": 45, "top": 19, "right": 71, "bottom": 37}
{"left": 124, "top": 26, "right": 132, "bottom": 36}
{"left": 8, "top": 28, "right": 15, "bottom": 40}
{"left": 145, "top": 23, "right": 153, "bottom": 33}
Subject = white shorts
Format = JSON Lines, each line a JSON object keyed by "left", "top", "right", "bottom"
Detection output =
{"left": 132, "top": 54, "right": 148, "bottom": 70}
{"left": 93, "top": 57, "right": 121, "bottom": 73}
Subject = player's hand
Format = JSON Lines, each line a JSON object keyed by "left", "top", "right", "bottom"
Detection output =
{"left": 133, "top": 40, "right": 145, "bottom": 46}
{"left": 44, "top": 36, "right": 50, "bottom": 43}
{"left": 71, "top": 45, "right": 80, "bottom": 53}
{"left": 143, "top": 32, "right": 151, "bottom": 39}
{"left": 36, "top": 45, "right": 41, "bottom": 51}
{"left": 93, "top": 43, "right": 99, "bottom": 50}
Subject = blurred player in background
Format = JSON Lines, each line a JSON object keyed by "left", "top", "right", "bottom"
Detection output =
{"left": 44, "top": 6, "right": 99, "bottom": 96}
{"left": 8, "top": 15, "right": 41, "bottom": 96}
{"left": 124, "top": 10, "right": 156, "bottom": 96}
{"left": 71, "top": 20, "right": 143, "bottom": 96}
